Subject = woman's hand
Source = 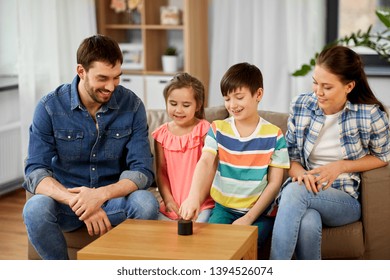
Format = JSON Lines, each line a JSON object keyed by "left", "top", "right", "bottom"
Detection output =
{"left": 292, "top": 171, "right": 320, "bottom": 193}
{"left": 307, "top": 161, "right": 344, "bottom": 191}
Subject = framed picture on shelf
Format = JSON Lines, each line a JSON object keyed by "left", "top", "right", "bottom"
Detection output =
{"left": 119, "top": 43, "right": 143, "bottom": 70}
{"left": 160, "top": 6, "right": 181, "bottom": 25}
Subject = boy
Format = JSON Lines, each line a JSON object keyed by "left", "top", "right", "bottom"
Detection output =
{"left": 179, "top": 62, "right": 290, "bottom": 248}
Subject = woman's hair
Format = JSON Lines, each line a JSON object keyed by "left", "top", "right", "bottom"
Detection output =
{"left": 316, "top": 45, "right": 386, "bottom": 112}
{"left": 220, "top": 62, "right": 263, "bottom": 97}
{"left": 163, "top": 72, "right": 206, "bottom": 119}
{"left": 77, "top": 34, "right": 123, "bottom": 72}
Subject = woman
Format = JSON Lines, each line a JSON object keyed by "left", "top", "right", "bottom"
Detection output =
{"left": 270, "top": 45, "right": 389, "bottom": 260}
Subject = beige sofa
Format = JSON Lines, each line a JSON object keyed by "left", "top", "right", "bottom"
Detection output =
{"left": 27, "top": 106, "right": 390, "bottom": 260}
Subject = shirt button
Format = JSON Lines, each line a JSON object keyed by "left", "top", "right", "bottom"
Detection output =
{"left": 68, "top": 136, "right": 71, "bottom": 139}
{"left": 92, "top": 167, "right": 96, "bottom": 171}
{"left": 93, "top": 154, "right": 96, "bottom": 157}
{"left": 116, "top": 133, "right": 120, "bottom": 137}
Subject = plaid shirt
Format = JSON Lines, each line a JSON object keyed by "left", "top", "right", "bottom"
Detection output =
{"left": 285, "top": 92, "right": 390, "bottom": 199}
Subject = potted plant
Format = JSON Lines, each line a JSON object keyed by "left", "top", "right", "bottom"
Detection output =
{"left": 162, "top": 46, "right": 178, "bottom": 73}
{"left": 293, "top": 8, "right": 390, "bottom": 76}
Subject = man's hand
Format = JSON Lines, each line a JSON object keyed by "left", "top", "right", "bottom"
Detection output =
{"left": 68, "top": 187, "right": 106, "bottom": 220}
{"left": 83, "top": 208, "right": 112, "bottom": 236}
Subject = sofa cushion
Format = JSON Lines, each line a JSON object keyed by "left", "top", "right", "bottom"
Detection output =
{"left": 360, "top": 164, "right": 390, "bottom": 259}
{"left": 258, "top": 110, "right": 288, "bottom": 135}
{"left": 322, "top": 222, "right": 364, "bottom": 259}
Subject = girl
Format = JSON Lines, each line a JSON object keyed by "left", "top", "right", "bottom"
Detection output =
{"left": 152, "top": 73, "right": 214, "bottom": 222}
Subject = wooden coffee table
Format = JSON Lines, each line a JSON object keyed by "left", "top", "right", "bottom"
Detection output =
{"left": 77, "top": 219, "right": 258, "bottom": 260}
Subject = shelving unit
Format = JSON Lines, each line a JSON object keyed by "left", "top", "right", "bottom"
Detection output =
{"left": 95, "top": 0, "right": 209, "bottom": 107}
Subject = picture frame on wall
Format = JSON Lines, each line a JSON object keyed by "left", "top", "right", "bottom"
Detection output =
{"left": 119, "top": 43, "right": 143, "bottom": 70}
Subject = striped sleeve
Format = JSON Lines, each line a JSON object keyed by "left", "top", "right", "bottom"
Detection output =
{"left": 202, "top": 122, "right": 218, "bottom": 155}
{"left": 270, "top": 129, "right": 290, "bottom": 168}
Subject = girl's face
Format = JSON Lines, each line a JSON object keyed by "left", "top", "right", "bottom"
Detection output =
{"left": 223, "top": 86, "right": 262, "bottom": 123}
{"left": 312, "top": 65, "right": 355, "bottom": 115}
{"left": 166, "top": 87, "right": 199, "bottom": 127}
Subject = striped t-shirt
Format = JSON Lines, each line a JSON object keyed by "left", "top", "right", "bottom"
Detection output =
{"left": 203, "top": 116, "right": 290, "bottom": 212}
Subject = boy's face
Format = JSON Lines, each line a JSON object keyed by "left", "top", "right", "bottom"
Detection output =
{"left": 223, "top": 86, "right": 263, "bottom": 122}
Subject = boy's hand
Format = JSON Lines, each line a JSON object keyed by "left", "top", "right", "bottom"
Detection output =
{"left": 232, "top": 216, "right": 252, "bottom": 226}
{"left": 179, "top": 198, "right": 200, "bottom": 221}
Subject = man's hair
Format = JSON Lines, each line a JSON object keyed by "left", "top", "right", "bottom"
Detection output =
{"left": 77, "top": 34, "right": 123, "bottom": 71}
{"left": 220, "top": 62, "right": 263, "bottom": 97}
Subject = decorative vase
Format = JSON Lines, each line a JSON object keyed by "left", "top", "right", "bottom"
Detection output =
{"left": 162, "top": 55, "right": 178, "bottom": 73}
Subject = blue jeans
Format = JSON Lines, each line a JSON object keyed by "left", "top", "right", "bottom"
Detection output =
{"left": 23, "top": 190, "right": 159, "bottom": 260}
{"left": 270, "top": 182, "right": 361, "bottom": 260}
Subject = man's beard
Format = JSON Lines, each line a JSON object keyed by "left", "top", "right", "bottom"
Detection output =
{"left": 84, "top": 78, "right": 112, "bottom": 105}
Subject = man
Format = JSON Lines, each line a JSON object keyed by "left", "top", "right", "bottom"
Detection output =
{"left": 23, "top": 34, "right": 158, "bottom": 260}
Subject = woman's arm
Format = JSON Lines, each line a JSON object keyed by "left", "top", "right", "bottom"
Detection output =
{"left": 308, "top": 155, "right": 388, "bottom": 190}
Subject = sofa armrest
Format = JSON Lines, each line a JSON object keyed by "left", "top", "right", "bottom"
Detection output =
{"left": 360, "top": 164, "right": 390, "bottom": 259}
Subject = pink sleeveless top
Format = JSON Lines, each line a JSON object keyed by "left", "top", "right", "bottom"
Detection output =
{"left": 152, "top": 119, "right": 215, "bottom": 219}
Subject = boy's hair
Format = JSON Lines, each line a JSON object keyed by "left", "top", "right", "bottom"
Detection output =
{"left": 163, "top": 72, "right": 206, "bottom": 119}
{"left": 77, "top": 34, "right": 123, "bottom": 72}
{"left": 220, "top": 62, "right": 263, "bottom": 96}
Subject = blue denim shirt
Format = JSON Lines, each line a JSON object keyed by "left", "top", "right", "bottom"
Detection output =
{"left": 23, "top": 76, "right": 154, "bottom": 194}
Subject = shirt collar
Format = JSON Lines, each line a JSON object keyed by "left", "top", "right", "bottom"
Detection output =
{"left": 70, "top": 75, "right": 119, "bottom": 111}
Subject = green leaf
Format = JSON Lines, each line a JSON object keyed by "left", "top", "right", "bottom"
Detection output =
{"left": 376, "top": 9, "right": 390, "bottom": 28}
{"left": 292, "top": 64, "right": 312, "bottom": 77}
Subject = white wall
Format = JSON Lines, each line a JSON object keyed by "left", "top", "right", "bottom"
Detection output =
{"left": 0, "top": 0, "right": 18, "bottom": 76}
{"left": 369, "top": 77, "right": 390, "bottom": 108}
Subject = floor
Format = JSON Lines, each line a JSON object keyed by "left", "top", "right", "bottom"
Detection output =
{"left": 0, "top": 188, "right": 28, "bottom": 260}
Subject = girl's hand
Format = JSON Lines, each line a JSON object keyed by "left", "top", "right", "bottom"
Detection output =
{"left": 164, "top": 200, "right": 180, "bottom": 216}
